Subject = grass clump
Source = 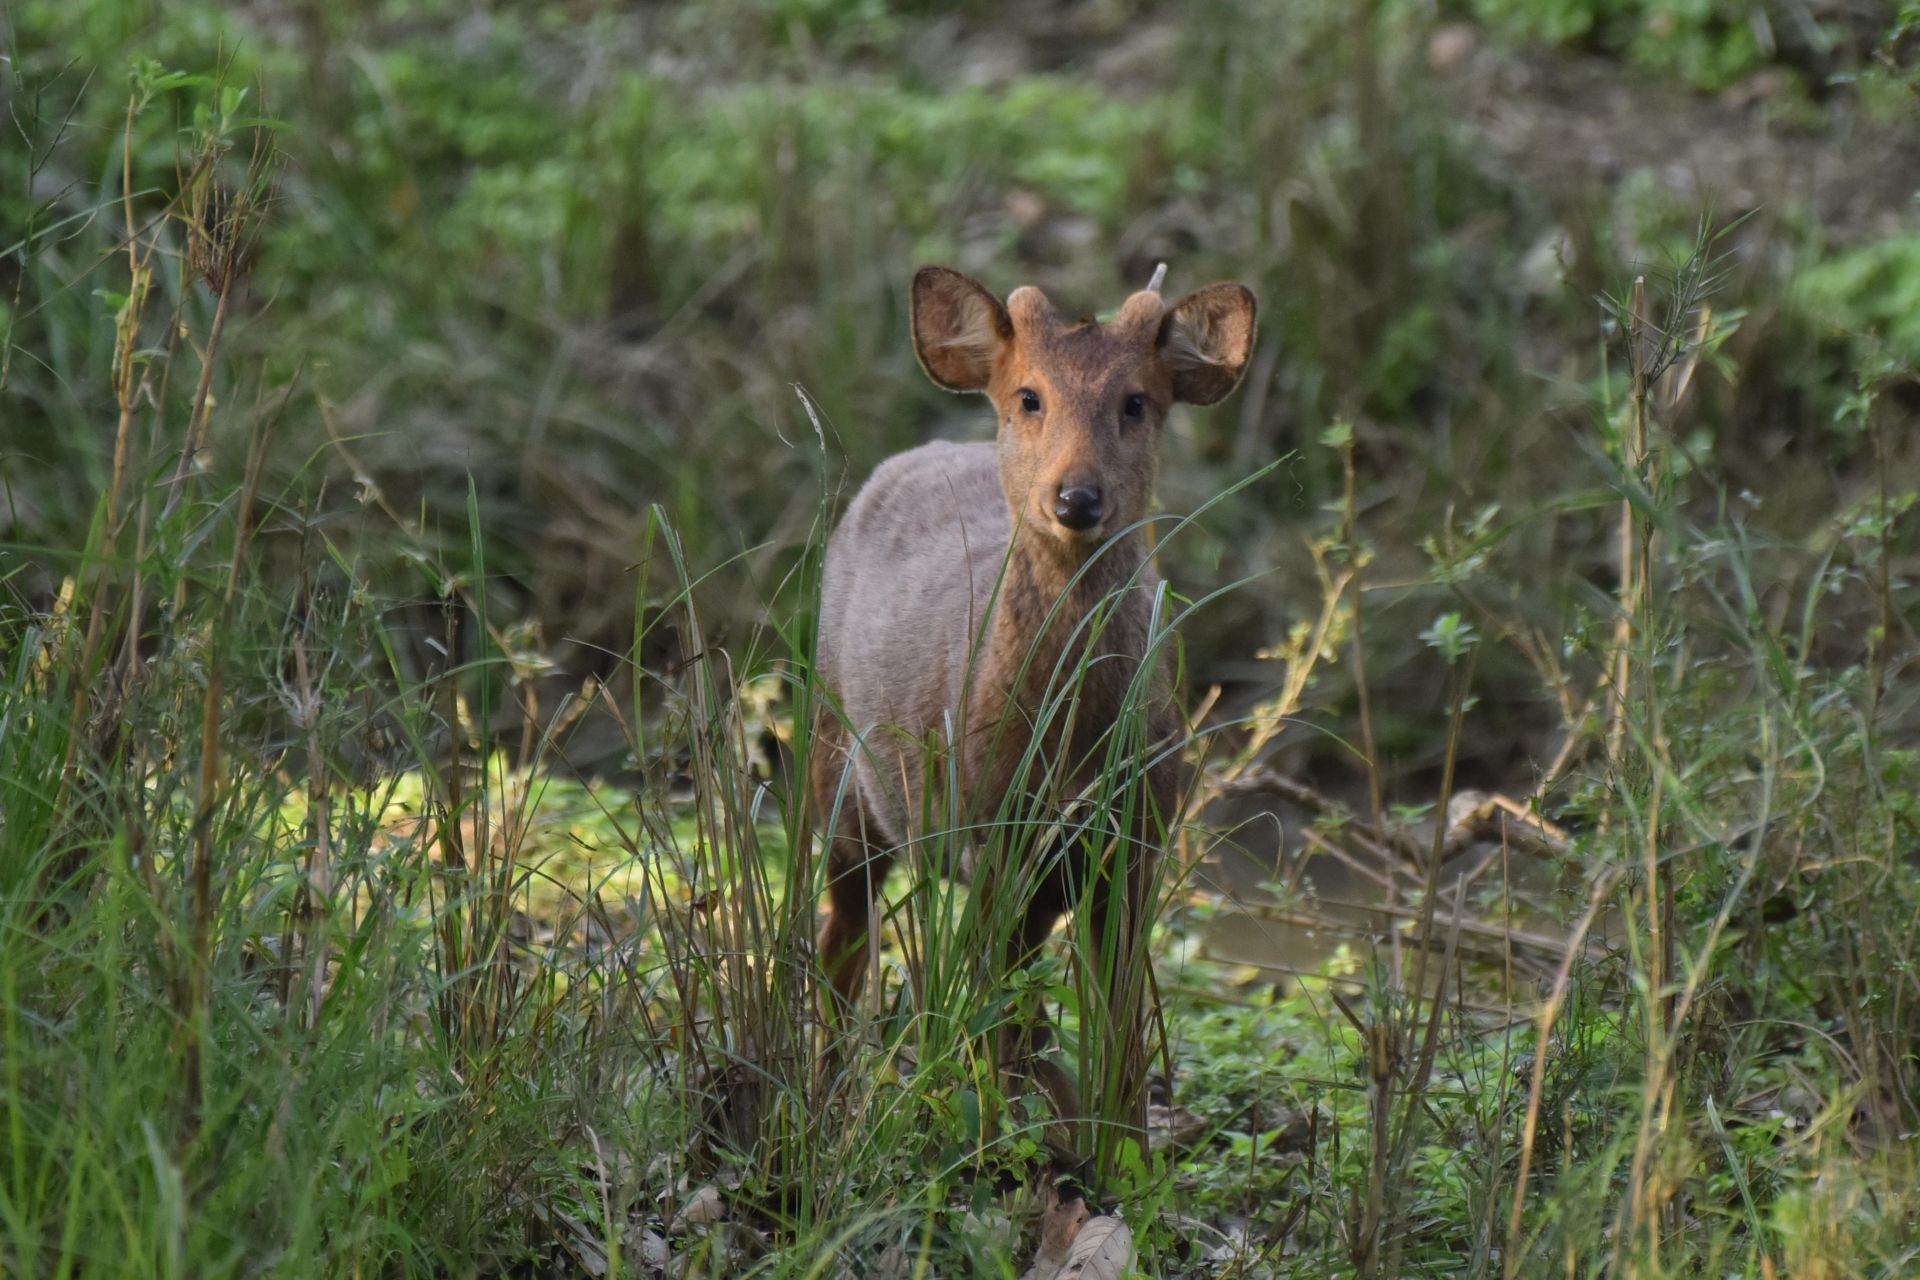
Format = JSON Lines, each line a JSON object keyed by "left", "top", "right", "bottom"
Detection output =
{"left": 4, "top": 3, "right": 1920, "bottom": 1277}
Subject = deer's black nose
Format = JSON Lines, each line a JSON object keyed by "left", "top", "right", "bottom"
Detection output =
{"left": 1053, "top": 486, "right": 1104, "bottom": 532}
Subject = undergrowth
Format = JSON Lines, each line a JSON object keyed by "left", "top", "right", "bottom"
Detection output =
{"left": 4, "top": 3, "right": 1920, "bottom": 1278}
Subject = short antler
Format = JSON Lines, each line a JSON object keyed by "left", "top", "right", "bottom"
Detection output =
{"left": 1145, "top": 262, "right": 1168, "bottom": 294}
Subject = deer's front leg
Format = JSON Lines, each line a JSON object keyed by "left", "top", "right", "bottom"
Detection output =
{"left": 998, "top": 868, "right": 1083, "bottom": 1124}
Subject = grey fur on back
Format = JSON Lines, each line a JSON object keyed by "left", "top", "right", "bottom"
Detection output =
{"left": 816, "top": 440, "right": 1011, "bottom": 849}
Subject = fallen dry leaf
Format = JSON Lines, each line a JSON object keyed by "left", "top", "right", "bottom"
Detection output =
{"left": 1146, "top": 1100, "right": 1207, "bottom": 1149}
{"left": 678, "top": 1183, "right": 725, "bottom": 1227}
{"left": 622, "top": 1225, "right": 671, "bottom": 1273}
{"left": 1020, "top": 1183, "right": 1091, "bottom": 1280}
{"left": 1021, "top": 1181, "right": 1134, "bottom": 1280}
{"left": 1056, "top": 1216, "right": 1132, "bottom": 1278}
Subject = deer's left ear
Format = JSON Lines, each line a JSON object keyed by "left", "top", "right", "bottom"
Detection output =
{"left": 1159, "top": 283, "right": 1257, "bottom": 406}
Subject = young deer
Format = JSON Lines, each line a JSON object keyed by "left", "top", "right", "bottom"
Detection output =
{"left": 811, "top": 265, "right": 1257, "bottom": 1123}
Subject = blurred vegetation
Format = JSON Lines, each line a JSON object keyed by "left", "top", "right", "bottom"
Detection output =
{"left": 3, "top": 0, "right": 1919, "bottom": 1275}
{"left": 7, "top": 0, "right": 1919, "bottom": 781}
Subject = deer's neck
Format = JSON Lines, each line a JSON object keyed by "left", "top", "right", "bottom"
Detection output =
{"left": 983, "top": 528, "right": 1153, "bottom": 719}
{"left": 959, "top": 526, "right": 1168, "bottom": 821}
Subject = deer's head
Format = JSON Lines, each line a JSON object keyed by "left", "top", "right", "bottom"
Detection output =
{"left": 911, "top": 266, "right": 1257, "bottom": 554}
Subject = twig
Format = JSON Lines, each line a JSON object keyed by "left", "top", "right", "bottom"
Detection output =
{"left": 183, "top": 409, "right": 271, "bottom": 1127}
{"left": 1440, "top": 790, "right": 1570, "bottom": 859}
{"left": 1603, "top": 276, "right": 1651, "bottom": 773}
{"left": 1212, "top": 763, "right": 1423, "bottom": 869}
{"left": 1504, "top": 866, "right": 1624, "bottom": 1278}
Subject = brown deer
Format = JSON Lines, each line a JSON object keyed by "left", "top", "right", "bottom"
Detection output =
{"left": 811, "top": 265, "right": 1257, "bottom": 1128}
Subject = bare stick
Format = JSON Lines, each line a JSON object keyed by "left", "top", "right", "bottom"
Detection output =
{"left": 1604, "top": 276, "right": 1650, "bottom": 772}
{"left": 1504, "top": 866, "right": 1624, "bottom": 1277}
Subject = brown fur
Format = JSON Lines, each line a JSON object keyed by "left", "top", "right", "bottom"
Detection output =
{"left": 812, "top": 266, "right": 1257, "bottom": 1100}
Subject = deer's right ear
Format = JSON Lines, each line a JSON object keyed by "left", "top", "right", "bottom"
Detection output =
{"left": 912, "top": 267, "right": 1011, "bottom": 393}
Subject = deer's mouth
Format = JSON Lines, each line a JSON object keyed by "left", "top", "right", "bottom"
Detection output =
{"left": 1035, "top": 505, "right": 1108, "bottom": 549}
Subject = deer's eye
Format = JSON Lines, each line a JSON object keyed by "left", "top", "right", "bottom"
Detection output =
{"left": 1018, "top": 388, "right": 1042, "bottom": 415}
{"left": 1122, "top": 393, "right": 1149, "bottom": 422}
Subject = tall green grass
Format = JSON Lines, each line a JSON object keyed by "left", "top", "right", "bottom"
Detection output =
{"left": 5, "top": 5, "right": 1919, "bottom": 1277}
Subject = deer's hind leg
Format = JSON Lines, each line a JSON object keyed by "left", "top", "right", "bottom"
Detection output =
{"left": 813, "top": 717, "right": 895, "bottom": 1011}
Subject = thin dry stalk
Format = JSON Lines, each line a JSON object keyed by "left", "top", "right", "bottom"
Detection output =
{"left": 181, "top": 416, "right": 271, "bottom": 1125}
{"left": 1530, "top": 691, "right": 1596, "bottom": 810}
{"left": 1351, "top": 651, "right": 1472, "bottom": 1280}
{"left": 1354, "top": 1016, "right": 1395, "bottom": 1280}
{"left": 1503, "top": 866, "right": 1624, "bottom": 1278}
{"left": 1335, "top": 434, "right": 1384, "bottom": 836}
{"left": 1603, "top": 276, "right": 1651, "bottom": 773}
{"left": 1337, "top": 431, "right": 1393, "bottom": 979}
{"left": 1388, "top": 882, "right": 1469, "bottom": 1279}
{"left": 1408, "top": 657, "right": 1472, "bottom": 1006}
{"left": 1612, "top": 282, "right": 1693, "bottom": 1273}
{"left": 57, "top": 96, "right": 156, "bottom": 804}
{"left": 167, "top": 129, "right": 268, "bottom": 506}
{"left": 1620, "top": 745, "right": 1671, "bottom": 1270}
{"left": 432, "top": 597, "right": 471, "bottom": 1047}
{"left": 1864, "top": 385, "right": 1896, "bottom": 745}
{"left": 1232, "top": 552, "right": 1357, "bottom": 767}
{"left": 290, "top": 531, "right": 332, "bottom": 1028}
{"left": 1577, "top": 297, "right": 1708, "bottom": 805}
{"left": 119, "top": 257, "right": 190, "bottom": 689}
{"left": 104, "top": 94, "right": 149, "bottom": 541}
{"left": 163, "top": 131, "right": 272, "bottom": 654}
{"left": 164, "top": 236, "right": 233, "bottom": 516}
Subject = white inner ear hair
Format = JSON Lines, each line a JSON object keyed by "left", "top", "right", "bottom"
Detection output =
{"left": 933, "top": 296, "right": 1000, "bottom": 359}
{"left": 1162, "top": 312, "right": 1221, "bottom": 369}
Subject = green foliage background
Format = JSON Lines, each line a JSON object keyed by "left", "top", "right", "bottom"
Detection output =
{"left": 3, "top": 0, "right": 1920, "bottom": 1276}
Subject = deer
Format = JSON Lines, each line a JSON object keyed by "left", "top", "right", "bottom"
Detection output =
{"left": 810, "top": 264, "right": 1257, "bottom": 1141}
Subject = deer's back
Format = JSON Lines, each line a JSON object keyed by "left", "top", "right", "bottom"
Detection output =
{"left": 817, "top": 441, "right": 1011, "bottom": 847}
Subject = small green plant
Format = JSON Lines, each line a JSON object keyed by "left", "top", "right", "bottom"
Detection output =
{"left": 1464, "top": 0, "right": 1775, "bottom": 90}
